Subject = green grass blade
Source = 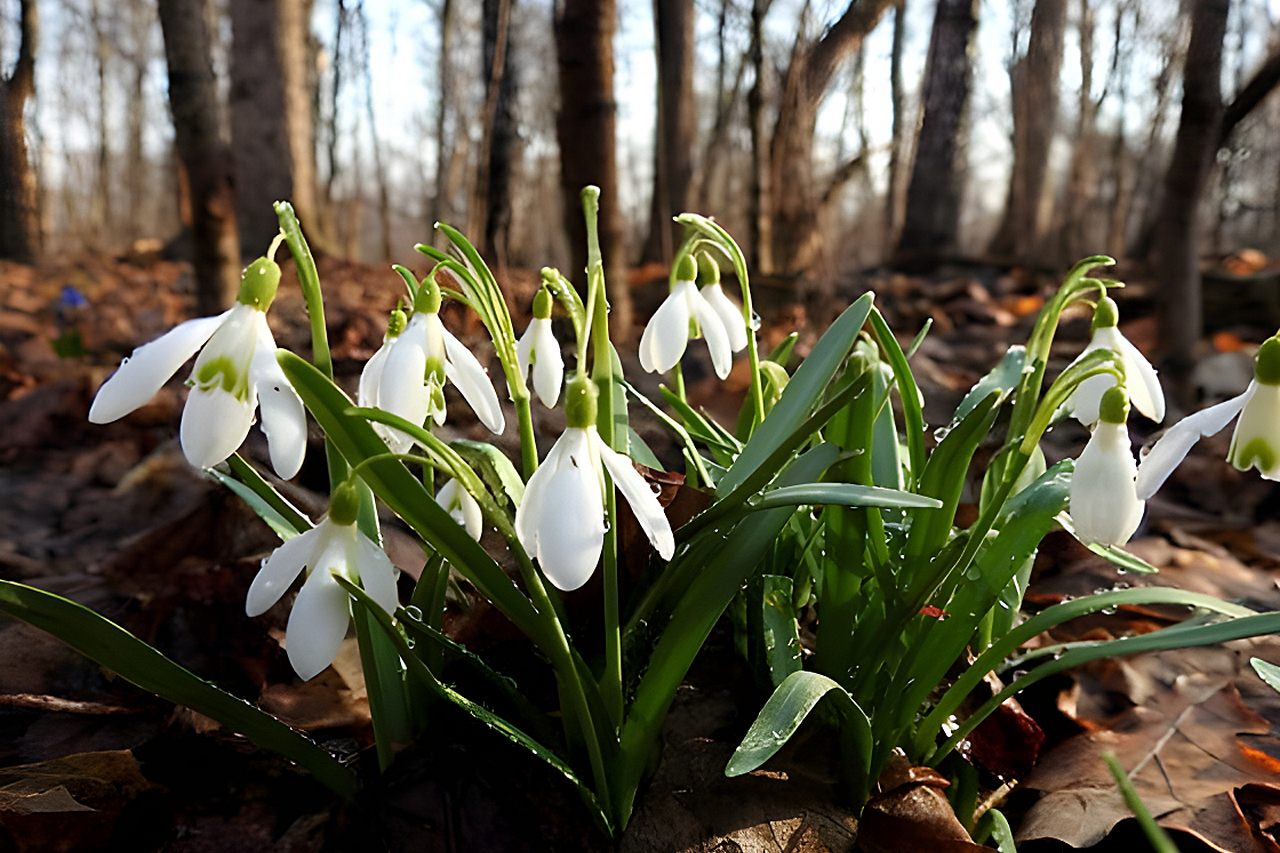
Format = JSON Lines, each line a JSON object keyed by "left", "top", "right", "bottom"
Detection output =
{"left": 751, "top": 483, "right": 942, "bottom": 512}
{"left": 0, "top": 580, "right": 357, "bottom": 797}
{"left": 725, "top": 670, "right": 872, "bottom": 781}
{"left": 1252, "top": 657, "right": 1280, "bottom": 692}
{"left": 1103, "top": 752, "right": 1178, "bottom": 853}
{"left": 868, "top": 307, "right": 926, "bottom": 481}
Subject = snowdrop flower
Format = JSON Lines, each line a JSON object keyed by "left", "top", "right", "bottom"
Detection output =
{"left": 1066, "top": 296, "right": 1165, "bottom": 426}
{"left": 246, "top": 480, "right": 399, "bottom": 681}
{"left": 378, "top": 276, "right": 505, "bottom": 436}
{"left": 515, "top": 376, "right": 675, "bottom": 591}
{"left": 358, "top": 308, "right": 410, "bottom": 451}
{"left": 639, "top": 254, "right": 733, "bottom": 380}
{"left": 437, "top": 477, "right": 483, "bottom": 541}
{"left": 1136, "top": 336, "right": 1280, "bottom": 500}
{"left": 694, "top": 253, "right": 748, "bottom": 354}
{"left": 1070, "top": 387, "right": 1144, "bottom": 546}
{"left": 89, "top": 256, "right": 306, "bottom": 479}
{"left": 516, "top": 287, "right": 563, "bottom": 408}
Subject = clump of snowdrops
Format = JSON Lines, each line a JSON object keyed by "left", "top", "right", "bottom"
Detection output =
{"left": 3, "top": 191, "right": 1280, "bottom": 838}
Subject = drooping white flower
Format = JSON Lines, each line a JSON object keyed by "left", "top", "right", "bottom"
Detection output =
{"left": 246, "top": 483, "right": 399, "bottom": 681}
{"left": 88, "top": 257, "right": 306, "bottom": 479}
{"left": 1136, "top": 337, "right": 1280, "bottom": 499}
{"left": 694, "top": 253, "right": 748, "bottom": 354}
{"left": 638, "top": 254, "right": 733, "bottom": 380}
{"left": 516, "top": 288, "right": 563, "bottom": 408}
{"left": 515, "top": 377, "right": 675, "bottom": 591}
{"left": 359, "top": 308, "right": 409, "bottom": 451}
{"left": 1070, "top": 387, "right": 1144, "bottom": 546}
{"left": 1066, "top": 296, "right": 1165, "bottom": 426}
{"left": 437, "top": 477, "right": 483, "bottom": 541}
{"left": 377, "top": 279, "right": 505, "bottom": 436}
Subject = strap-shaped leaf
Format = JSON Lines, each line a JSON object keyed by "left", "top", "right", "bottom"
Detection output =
{"left": 751, "top": 483, "right": 942, "bottom": 512}
{"left": 0, "top": 580, "right": 357, "bottom": 797}
{"left": 725, "top": 671, "right": 872, "bottom": 780}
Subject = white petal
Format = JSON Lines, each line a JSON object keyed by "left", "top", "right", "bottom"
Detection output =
{"left": 1229, "top": 381, "right": 1280, "bottom": 479}
{"left": 638, "top": 285, "right": 691, "bottom": 374}
{"left": 286, "top": 561, "right": 351, "bottom": 681}
{"left": 531, "top": 319, "right": 564, "bottom": 408}
{"left": 349, "top": 529, "right": 400, "bottom": 616}
{"left": 437, "top": 478, "right": 484, "bottom": 541}
{"left": 378, "top": 316, "right": 431, "bottom": 449}
{"left": 701, "top": 283, "right": 748, "bottom": 353}
{"left": 441, "top": 325, "right": 505, "bottom": 433}
{"left": 519, "top": 429, "right": 605, "bottom": 591}
{"left": 358, "top": 339, "right": 393, "bottom": 409}
{"left": 246, "top": 524, "right": 325, "bottom": 616}
{"left": 516, "top": 325, "right": 536, "bottom": 386}
{"left": 1070, "top": 421, "right": 1144, "bottom": 546}
{"left": 516, "top": 433, "right": 565, "bottom": 554}
{"left": 1065, "top": 334, "right": 1111, "bottom": 426}
{"left": 1115, "top": 332, "right": 1166, "bottom": 423}
{"left": 692, "top": 289, "right": 733, "bottom": 380}
{"left": 1135, "top": 385, "right": 1253, "bottom": 499}
{"left": 179, "top": 386, "right": 256, "bottom": 468}
{"left": 89, "top": 311, "right": 230, "bottom": 423}
{"left": 593, "top": 430, "right": 675, "bottom": 560}
{"left": 251, "top": 316, "right": 307, "bottom": 479}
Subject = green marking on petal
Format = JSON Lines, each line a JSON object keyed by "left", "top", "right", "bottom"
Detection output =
{"left": 1255, "top": 337, "right": 1280, "bottom": 385}
{"left": 1232, "top": 437, "right": 1277, "bottom": 473}
{"left": 194, "top": 355, "right": 250, "bottom": 401}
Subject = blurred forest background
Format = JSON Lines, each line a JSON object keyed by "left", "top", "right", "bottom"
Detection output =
{"left": 3, "top": 0, "right": 1280, "bottom": 380}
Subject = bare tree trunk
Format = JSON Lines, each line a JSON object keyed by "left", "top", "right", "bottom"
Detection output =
{"left": 484, "top": 0, "right": 519, "bottom": 267}
{"left": 894, "top": 0, "right": 979, "bottom": 269}
{"left": 125, "top": 0, "right": 150, "bottom": 242}
{"left": 0, "top": 0, "right": 39, "bottom": 261}
{"left": 1154, "top": 0, "right": 1229, "bottom": 402}
{"left": 157, "top": 0, "right": 240, "bottom": 313}
{"left": 747, "top": 0, "right": 773, "bottom": 273}
{"left": 230, "top": 0, "right": 325, "bottom": 255}
{"left": 92, "top": 0, "right": 114, "bottom": 247}
{"left": 769, "top": 0, "right": 895, "bottom": 277}
{"left": 642, "top": 0, "right": 695, "bottom": 263}
{"left": 323, "top": 0, "right": 346, "bottom": 215}
{"left": 469, "top": 0, "right": 514, "bottom": 258}
{"left": 554, "top": 0, "right": 631, "bottom": 338}
{"left": 1058, "top": 0, "right": 1096, "bottom": 262}
{"left": 987, "top": 0, "right": 1066, "bottom": 260}
{"left": 1105, "top": 1, "right": 1136, "bottom": 253}
{"left": 883, "top": 0, "right": 907, "bottom": 254}
{"left": 432, "top": 0, "right": 454, "bottom": 228}
{"left": 355, "top": 0, "right": 391, "bottom": 260}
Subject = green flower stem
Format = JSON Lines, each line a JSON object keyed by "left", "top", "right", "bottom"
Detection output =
{"left": 582, "top": 186, "right": 624, "bottom": 729}
{"left": 672, "top": 360, "right": 686, "bottom": 403}
{"left": 675, "top": 214, "right": 765, "bottom": 427}
{"left": 273, "top": 201, "right": 412, "bottom": 768}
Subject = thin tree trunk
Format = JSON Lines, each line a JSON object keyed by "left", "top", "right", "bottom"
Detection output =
{"left": 323, "top": 0, "right": 346, "bottom": 213}
{"left": 1059, "top": 0, "right": 1095, "bottom": 262}
{"left": 125, "top": 0, "right": 149, "bottom": 242}
{"left": 554, "top": 0, "right": 631, "bottom": 338}
{"left": 157, "top": 0, "right": 240, "bottom": 313}
{"left": 1154, "top": 0, "right": 1229, "bottom": 402}
{"left": 747, "top": 0, "right": 773, "bottom": 273}
{"left": 894, "top": 0, "right": 979, "bottom": 269}
{"left": 0, "top": 0, "right": 39, "bottom": 261}
{"left": 988, "top": 0, "right": 1066, "bottom": 260}
{"left": 470, "top": 0, "right": 513, "bottom": 257}
{"left": 769, "top": 0, "right": 895, "bottom": 277}
{"left": 883, "top": 0, "right": 907, "bottom": 254}
{"left": 642, "top": 0, "right": 695, "bottom": 263}
{"left": 356, "top": 0, "right": 391, "bottom": 260}
{"left": 1105, "top": 1, "right": 1136, "bottom": 253}
{"left": 92, "top": 0, "right": 113, "bottom": 247}
{"left": 432, "top": 0, "right": 454, "bottom": 228}
{"left": 484, "top": 0, "right": 519, "bottom": 267}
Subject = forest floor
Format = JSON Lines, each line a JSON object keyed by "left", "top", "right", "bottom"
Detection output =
{"left": 2, "top": 251, "right": 1280, "bottom": 851}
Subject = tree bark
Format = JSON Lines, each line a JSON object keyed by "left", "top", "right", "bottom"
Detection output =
{"left": 769, "top": 0, "right": 895, "bottom": 276}
{"left": 1058, "top": 0, "right": 1095, "bottom": 263}
{"left": 1153, "top": 0, "right": 1229, "bottom": 401}
{"left": 432, "top": 0, "right": 454, "bottom": 228}
{"left": 484, "top": 0, "right": 519, "bottom": 267}
{"left": 747, "top": 0, "right": 773, "bottom": 273}
{"left": 356, "top": 0, "right": 391, "bottom": 260}
{"left": 470, "top": 0, "right": 515, "bottom": 260}
{"left": 894, "top": 0, "right": 979, "bottom": 269}
{"left": 157, "top": 0, "right": 241, "bottom": 313}
{"left": 987, "top": 0, "right": 1066, "bottom": 260}
{"left": 883, "top": 0, "right": 907, "bottom": 254}
{"left": 642, "top": 0, "right": 695, "bottom": 263}
{"left": 0, "top": 0, "right": 39, "bottom": 261}
{"left": 229, "top": 0, "right": 325, "bottom": 255}
{"left": 554, "top": 0, "right": 632, "bottom": 338}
